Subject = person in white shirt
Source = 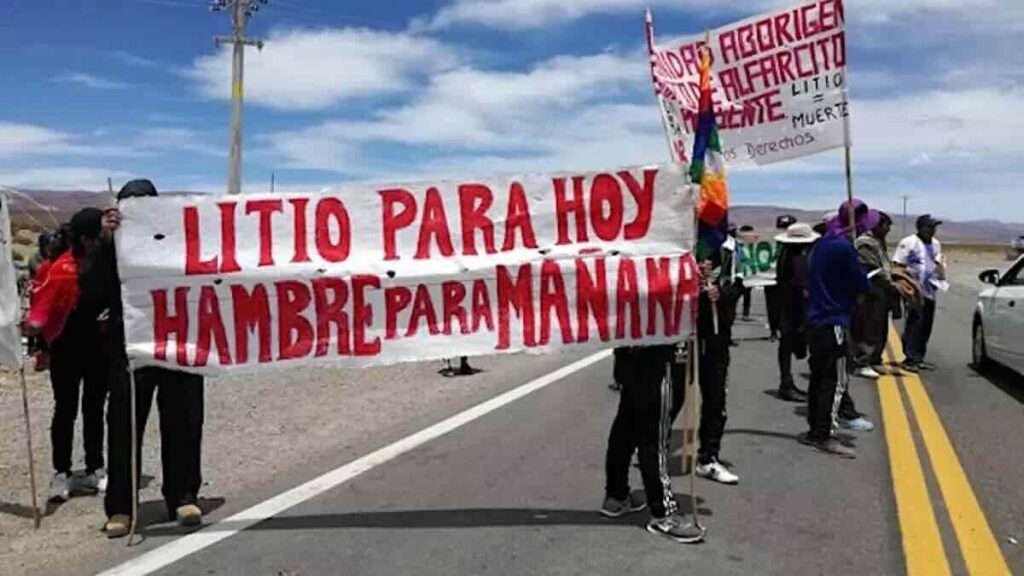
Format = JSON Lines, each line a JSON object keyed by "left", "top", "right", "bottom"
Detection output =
{"left": 892, "top": 215, "right": 945, "bottom": 372}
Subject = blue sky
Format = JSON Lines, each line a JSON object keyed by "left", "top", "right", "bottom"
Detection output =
{"left": 0, "top": 0, "right": 1022, "bottom": 221}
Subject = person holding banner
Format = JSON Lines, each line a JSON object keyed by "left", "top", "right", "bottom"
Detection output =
{"left": 799, "top": 201, "right": 869, "bottom": 458}
{"left": 25, "top": 208, "right": 109, "bottom": 502}
{"left": 773, "top": 222, "right": 817, "bottom": 403}
{"left": 82, "top": 180, "right": 207, "bottom": 538}
{"left": 602, "top": 345, "right": 704, "bottom": 543}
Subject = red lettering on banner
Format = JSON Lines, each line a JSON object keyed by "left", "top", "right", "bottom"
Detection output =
{"left": 539, "top": 260, "right": 572, "bottom": 345}
{"left": 755, "top": 18, "right": 777, "bottom": 53}
{"left": 384, "top": 286, "right": 413, "bottom": 340}
{"left": 289, "top": 198, "right": 311, "bottom": 264}
{"left": 442, "top": 281, "right": 470, "bottom": 335}
{"left": 737, "top": 24, "right": 757, "bottom": 59}
{"left": 276, "top": 281, "right": 314, "bottom": 360}
{"left": 719, "top": 31, "right": 739, "bottom": 66}
{"left": 800, "top": 4, "right": 819, "bottom": 38}
{"left": 676, "top": 255, "right": 698, "bottom": 329}
{"left": 407, "top": 284, "right": 441, "bottom": 337}
{"left": 471, "top": 279, "right": 494, "bottom": 333}
{"left": 620, "top": 169, "right": 656, "bottom": 240}
{"left": 352, "top": 275, "right": 381, "bottom": 356}
{"left": 777, "top": 50, "right": 797, "bottom": 84}
{"left": 589, "top": 174, "right": 623, "bottom": 242}
{"left": 575, "top": 258, "right": 609, "bottom": 343}
{"left": 645, "top": 257, "right": 678, "bottom": 337}
{"left": 315, "top": 198, "right": 351, "bottom": 262}
{"left": 231, "top": 284, "right": 272, "bottom": 364}
{"left": 152, "top": 287, "right": 189, "bottom": 366}
{"left": 459, "top": 184, "right": 495, "bottom": 256}
{"left": 312, "top": 277, "right": 350, "bottom": 356}
{"left": 615, "top": 259, "right": 642, "bottom": 340}
{"left": 184, "top": 207, "right": 218, "bottom": 275}
{"left": 502, "top": 182, "right": 538, "bottom": 252}
{"left": 219, "top": 203, "right": 241, "bottom": 273}
{"left": 194, "top": 286, "right": 231, "bottom": 367}
{"left": 775, "top": 12, "right": 795, "bottom": 45}
{"left": 380, "top": 189, "right": 416, "bottom": 261}
{"left": 496, "top": 264, "right": 536, "bottom": 350}
{"left": 554, "top": 176, "right": 588, "bottom": 245}
{"left": 246, "top": 199, "right": 283, "bottom": 267}
{"left": 415, "top": 187, "right": 455, "bottom": 260}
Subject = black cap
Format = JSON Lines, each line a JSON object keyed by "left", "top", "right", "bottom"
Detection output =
{"left": 916, "top": 214, "right": 942, "bottom": 229}
{"left": 69, "top": 207, "right": 103, "bottom": 241}
{"left": 117, "top": 179, "right": 158, "bottom": 201}
{"left": 776, "top": 214, "right": 797, "bottom": 230}
{"left": 739, "top": 224, "right": 755, "bottom": 233}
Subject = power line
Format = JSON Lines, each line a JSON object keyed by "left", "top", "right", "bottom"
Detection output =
{"left": 211, "top": 0, "right": 268, "bottom": 195}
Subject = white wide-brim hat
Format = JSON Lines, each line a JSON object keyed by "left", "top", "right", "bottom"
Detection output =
{"left": 775, "top": 222, "right": 820, "bottom": 244}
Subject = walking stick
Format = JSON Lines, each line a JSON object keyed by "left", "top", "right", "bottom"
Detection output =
{"left": 127, "top": 365, "right": 140, "bottom": 546}
{"left": 18, "top": 364, "right": 41, "bottom": 529}
{"left": 684, "top": 335, "right": 706, "bottom": 538}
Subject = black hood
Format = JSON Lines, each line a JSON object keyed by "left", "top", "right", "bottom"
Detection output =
{"left": 117, "top": 179, "right": 158, "bottom": 201}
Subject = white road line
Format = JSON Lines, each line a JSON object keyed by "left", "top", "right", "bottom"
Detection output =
{"left": 98, "top": 349, "right": 613, "bottom": 576}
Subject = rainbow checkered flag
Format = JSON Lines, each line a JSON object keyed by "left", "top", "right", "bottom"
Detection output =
{"left": 688, "top": 47, "right": 729, "bottom": 262}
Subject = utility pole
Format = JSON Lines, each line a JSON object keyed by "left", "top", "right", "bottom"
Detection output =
{"left": 270, "top": 171, "right": 275, "bottom": 193}
{"left": 902, "top": 195, "right": 911, "bottom": 237}
{"left": 211, "top": 0, "right": 267, "bottom": 195}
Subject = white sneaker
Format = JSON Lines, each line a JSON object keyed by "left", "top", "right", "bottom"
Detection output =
{"left": 840, "top": 416, "right": 876, "bottom": 432}
{"left": 47, "top": 472, "right": 71, "bottom": 503}
{"left": 78, "top": 469, "right": 108, "bottom": 494}
{"left": 695, "top": 460, "right": 739, "bottom": 485}
{"left": 855, "top": 366, "right": 881, "bottom": 379}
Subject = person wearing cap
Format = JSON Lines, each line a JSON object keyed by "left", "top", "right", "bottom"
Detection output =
{"left": 764, "top": 215, "right": 797, "bottom": 340}
{"left": 893, "top": 215, "right": 945, "bottom": 372}
{"left": 773, "top": 222, "right": 817, "bottom": 402}
{"left": 79, "top": 179, "right": 207, "bottom": 538}
{"left": 852, "top": 211, "right": 898, "bottom": 379}
{"left": 25, "top": 208, "right": 109, "bottom": 502}
{"left": 799, "top": 200, "right": 869, "bottom": 458}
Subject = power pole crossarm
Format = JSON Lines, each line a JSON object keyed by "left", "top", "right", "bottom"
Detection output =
{"left": 210, "top": 0, "right": 268, "bottom": 196}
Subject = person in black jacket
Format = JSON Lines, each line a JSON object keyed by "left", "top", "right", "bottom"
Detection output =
{"left": 773, "top": 223, "right": 818, "bottom": 402}
{"left": 77, "top": 179, "right": 206, "bottom": 538}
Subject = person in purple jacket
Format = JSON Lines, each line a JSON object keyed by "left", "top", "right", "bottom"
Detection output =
{"left": 798, "top": 200, "right": 870, "bottom": 458}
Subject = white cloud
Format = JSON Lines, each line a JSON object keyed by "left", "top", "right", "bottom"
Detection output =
{"left": 0, "top": 123, "right": 73, "bottom": 158}
{"left": 185, "top": 27, "right": 460, "bottom": 111}
{"left": 52, "top": 71, "right": 131, "bottom": 90}
{"left": 112, "top": 51, "right": 160, "bottom": 68}
{"left": 264, "top": 51, "right": 652, "bottom": 173}
{"left": 0, "top": 167, "right": 132, "bottom": 190}
{"left": 420, "top": 0, "right": 1016, "bottom": 30}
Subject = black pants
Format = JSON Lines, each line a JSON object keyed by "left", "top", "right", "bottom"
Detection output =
{"left": 807, "top": 325, "right": 852, "bottom": 441}
{"left": 697, "top": 294, "right": 731, "bottom": 463}
{"left": 105, "top": 363, "right": 204, "bottom": 518}
{"left": 605, "top": 346, "right": 685, "bottom": 518}
{"left": 765, "top": 285, "right": 781, "bottom": 335}
{"left": 49, "top": 336, "right": 107, "bottom": 474}
{"left": 903, "top": 298, "right": 936, "bottom": 365}
{"left": 741, "top": 287, "right": 752, "bottom": 318}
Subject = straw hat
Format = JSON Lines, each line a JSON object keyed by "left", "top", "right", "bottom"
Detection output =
{"left": 775, "top": 222, "right": 820, "bottom": 244}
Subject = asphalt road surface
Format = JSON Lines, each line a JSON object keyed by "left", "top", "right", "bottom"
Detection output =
{"left": 94, "top": 280, "right": 1022, "bottom": 576}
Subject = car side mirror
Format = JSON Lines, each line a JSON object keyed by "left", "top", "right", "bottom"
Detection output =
{"left": 979, "top": 269, "right": 1000, "bottom": 285}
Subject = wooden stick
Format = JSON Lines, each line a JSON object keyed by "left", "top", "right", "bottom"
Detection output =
{"left": 18, "top": 365, "right": 41, "bottom": 529}
{"left": 127, "top": 366, "right": 139, "bottom": 546}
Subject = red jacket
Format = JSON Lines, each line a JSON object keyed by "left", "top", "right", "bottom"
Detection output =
{"left": 26, "top": 252, "right": 79, "bottom": 344}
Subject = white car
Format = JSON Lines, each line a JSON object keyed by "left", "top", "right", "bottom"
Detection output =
{"left": 973, "top": 255, "right": 1024, "bottom": 375}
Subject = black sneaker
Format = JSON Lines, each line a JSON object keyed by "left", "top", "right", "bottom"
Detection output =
{"left": 901, "top": 361, "right": 920, "bottom": 373}
{"left": 777, "top": 384, "right": 808, "bottom": 403}
{"left": 798, "top": 433, "right": 857, "bottom": 459}
{"left": 600, "top": 493, "right": 646, "bottom": 518}
{"left": 646, "top": 513, "right": 706, "bottom": 543}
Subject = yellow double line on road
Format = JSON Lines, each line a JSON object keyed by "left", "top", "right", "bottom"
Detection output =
{"left": 879, "top": 325, "right": 1012, "bottom": 575}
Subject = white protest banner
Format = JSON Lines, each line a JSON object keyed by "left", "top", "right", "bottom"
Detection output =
{"left": 647, "top": 0, "right": 848, "bottom": 166}
{"left": 0, "top": 192, "right": 23, "bottom": 367}
{"left": 118, "top": 163, "right": 699, "bottom": 376}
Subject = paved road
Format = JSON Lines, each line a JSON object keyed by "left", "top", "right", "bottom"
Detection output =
{"left": 96, "top": 281, "right": 1022, "bottom": 575}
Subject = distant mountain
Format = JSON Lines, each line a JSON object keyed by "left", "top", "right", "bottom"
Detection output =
{"left": 3, "top": 189, "right": 1021, "bottom": 245}
{"left": 732, "top": 205, "right": 1023, "bottom": 245}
